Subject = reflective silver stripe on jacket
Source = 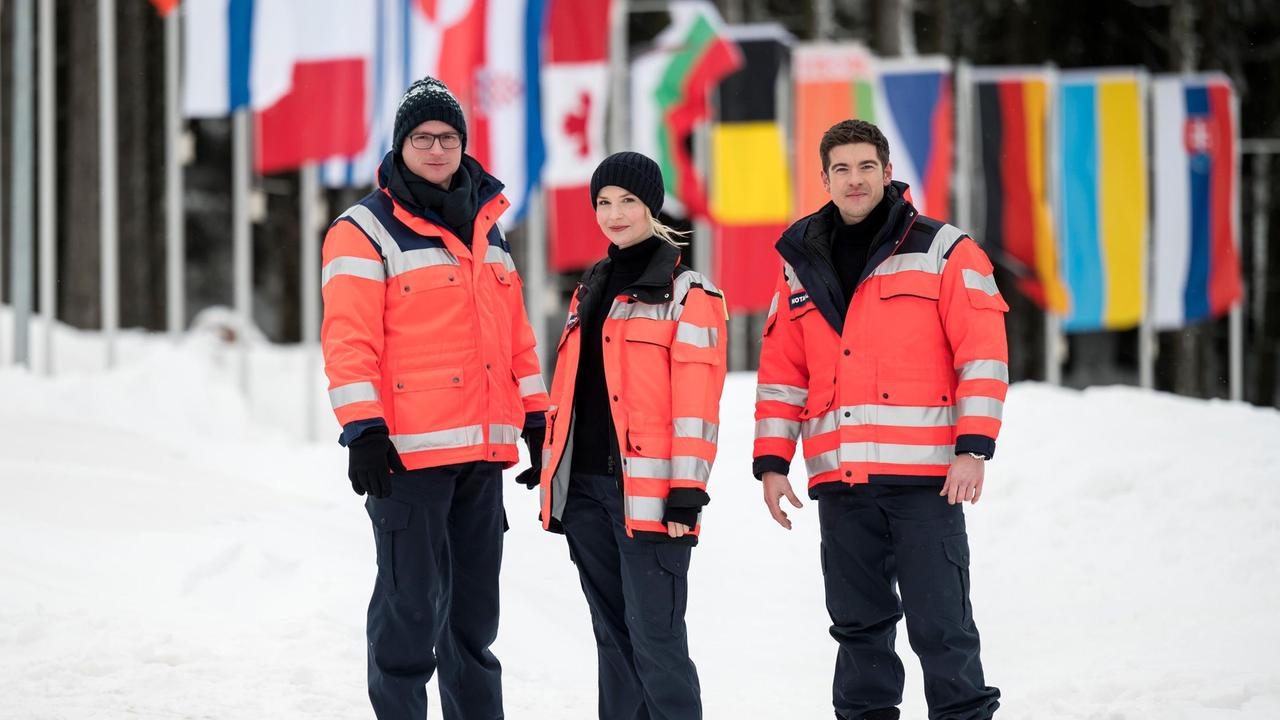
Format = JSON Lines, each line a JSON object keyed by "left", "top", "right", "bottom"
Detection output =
{"left": 765, "top": 291, "right": 779, "bottom": 320}
{"left": 755, "top": 417, "right": 801, "bottom": 441}
{"left": 873, "top": 223, "right": 966, "bottom": 278}
{"left": 328, "top": 381, "right": 380, "bottom": 410}
{"left": 958, "top": 359, "right": 1009, "bottom": 383}
{"left": 958, "top": 396, "right": 1004, "bottom": 421}
{"left": 322, "top": 257, "right": 385, "bottom": 287}
{"left": 517, "top": 374, "right": 547, "bottom": 398}
{"left": 803, "top": 404, "right": 958, "bottom": 438}
{"left": 962, "top": 269, "right": 1000, "bottom": 296}
{"left": 674, "top": 417, "right": 719, "bottom": 444}
{"left": 625, "top": 495, "right": 666, "bottom": 523}
{"left": 675, "top": 323, "right": 719, "bottom": 349}
{"left": 391, "top": 424, "right": 484, "bottom": 453}
{"left": 626, "top": 456, "right": 711, "bottom": 484}
{"left": 489, "top": 424, "right": 521, "bottom": 445}
{"left": 756, "top": 383, "right": 808, "bottom": 407}
{"left": 783, "top": 262, "right": 805, "bottom": 293}
{"left": 803, "top": 442, "right": 954, "bottom": 477}
{"left": 341, "top": 205, "right": 460, "bottom": 278}
{"left": 484, "top": 244, "right": 518, "bottom": 272}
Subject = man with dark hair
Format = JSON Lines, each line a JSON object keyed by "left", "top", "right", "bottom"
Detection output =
{"left": 753, "top": 117, "right": 1007, "bottom": 719}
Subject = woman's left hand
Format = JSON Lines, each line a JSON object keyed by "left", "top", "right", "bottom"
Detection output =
{"left": 666, "top": 522, "right": 690, "bottom": 538}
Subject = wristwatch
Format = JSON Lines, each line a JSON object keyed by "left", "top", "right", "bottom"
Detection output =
{"left": 966, "top": 452, "right": 987, "bottom": 461}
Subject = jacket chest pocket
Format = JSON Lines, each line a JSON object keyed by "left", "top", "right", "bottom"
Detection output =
{"left": 395, "top": 265, "right": 462, "bottom": 298}
{"left": 877, "top": 271, "right": 941, "bottom": 303}
{"left": 621, "top": 319, "right": 675, "bottom": 429}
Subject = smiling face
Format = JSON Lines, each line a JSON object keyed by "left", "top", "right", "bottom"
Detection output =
{"left": 822, "top": 142, "right": 893, "bottom": 225}
{"left": 400, "top": 119, "right": 463, "bottom": 189}
{"left": 595, "top": 185, "right": 652, "bottom": 249}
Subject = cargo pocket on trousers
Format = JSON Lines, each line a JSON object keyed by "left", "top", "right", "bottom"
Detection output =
{"left": 943, "top": 533, "right": 973, "bottom": 625}
{"left": 366, "top": 497, "right": 412, "bottom": 594}
{"left": 652, "top": 544, "right": 691, "bottom": 631}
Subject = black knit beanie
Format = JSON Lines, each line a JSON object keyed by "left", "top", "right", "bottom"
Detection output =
{"left": 589, "top": 152, "right": 665, "bottom": 216}
{"left": 393, "top": 77, "right": 467, "bottom": 154}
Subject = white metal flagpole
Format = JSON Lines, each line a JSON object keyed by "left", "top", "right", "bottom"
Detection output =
{"left": 165, "top": 7, "right": 185, "bottom": 338}
{"left": 100, "top": 0, "right": 120, "bottom": 368}
{"left": 11, "top": 0, "right": 34, "bottom": 367}
{"left": 39, "top": 0, "right": 56, "bottom": 374}
{"left": 300, "top": 162, "right": 321, "bottom": 441}
{"left": 233, "top": 108, "right": 252, "bottom": 395}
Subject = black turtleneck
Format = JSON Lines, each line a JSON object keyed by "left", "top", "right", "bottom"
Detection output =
{"left": 386, "top": 154, "right": 481, "bottom": 246}
{"left": 571, "top": 235, "right": 662, "bottom": 476}
{"left": 831, "top": 192, "right": 892, "bottom": 309}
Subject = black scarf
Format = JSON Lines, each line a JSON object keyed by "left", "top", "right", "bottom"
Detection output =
{"left": 387, "top": 154, "right": 481, "bottom": 245}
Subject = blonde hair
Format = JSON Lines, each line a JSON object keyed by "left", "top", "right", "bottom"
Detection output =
{"left": 646, "top": 208, "right": 690, "bottom": 247}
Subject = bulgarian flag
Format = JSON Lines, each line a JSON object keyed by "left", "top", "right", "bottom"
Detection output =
{"left": 631, "top": 1, "right": 742, "bottom": 218}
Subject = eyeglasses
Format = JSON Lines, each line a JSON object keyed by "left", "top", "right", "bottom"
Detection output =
{"left": 409, "top": 132, "right": 462, "bottom": 150}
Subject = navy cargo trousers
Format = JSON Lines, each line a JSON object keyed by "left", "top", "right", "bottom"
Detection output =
{"left": 818, "top": 484, "right": 1000, "bottom": 720}
{"left": 363, "top": 461, "right": 505, "bottom": 720}
{"left": 561, "top": 472, "right": 701, "bottom": 720}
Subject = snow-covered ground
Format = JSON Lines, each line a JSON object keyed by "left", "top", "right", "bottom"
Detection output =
{"left": 3, "top": 314, "right": 1280, "bottom": 719}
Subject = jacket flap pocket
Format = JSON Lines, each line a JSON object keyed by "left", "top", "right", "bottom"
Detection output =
{"left": 624, "top": 318, "right": 675, "bottom": 347}
{"left": 490, "top": 262, "right": 514, "bottom": 286}
{"left": 366, "top": 498, "right": 412, "bottom": 533}
{"left": 394, "top": 367, "right": 465, "bottom": 393}
{"left": 877, "top": 360, "right": 954, "bottom": 407}
{"left": 628, "top": 429, "right": 673, "bottom": 458}
{"left": 398, "top": 265, "right": 461, "bottom": 296}
{"left": 879, "top": 271, "right": 941, "bottom": 300}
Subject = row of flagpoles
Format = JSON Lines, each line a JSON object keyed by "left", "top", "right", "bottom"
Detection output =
{"left": 3, "top": 0, "right": 1252, "bottom": 407}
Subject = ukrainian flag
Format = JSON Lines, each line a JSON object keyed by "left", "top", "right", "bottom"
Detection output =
{"left": 1055, "top": 70, "right": 1149, "bottom": 332}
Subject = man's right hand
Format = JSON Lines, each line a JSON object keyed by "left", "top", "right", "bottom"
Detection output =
{"left": 762, "top": 471, "right": 803, "bottom": 530}
{"left": 348, "top": 428, "right": 406, "bottom": 499}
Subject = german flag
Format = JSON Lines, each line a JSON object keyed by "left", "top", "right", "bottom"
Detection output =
{"left": 972, "top": 70, "right": 1067, "bottom": 313}
{"left": 710, "top": 26, "right": 793, "bottom": 313}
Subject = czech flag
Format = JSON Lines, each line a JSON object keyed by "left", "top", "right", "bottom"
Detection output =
{"left": 1151, "top": 74, "right": 1243, "bottom": 329}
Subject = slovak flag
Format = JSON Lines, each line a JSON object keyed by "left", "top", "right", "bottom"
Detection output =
{"left": 1151, "top": 74, "right": 1243, "bottom": 329}
{"left": 541, "top": 0, "right": 612, "bottom": 272}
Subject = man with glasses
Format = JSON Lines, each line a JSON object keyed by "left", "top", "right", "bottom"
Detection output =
{"left": 321, "top": 76, "right": 549, "bottom": 719}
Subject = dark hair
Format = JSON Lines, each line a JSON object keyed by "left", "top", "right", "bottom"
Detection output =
{"left": 820, "top": 119, "right": 890, "bottom": 172}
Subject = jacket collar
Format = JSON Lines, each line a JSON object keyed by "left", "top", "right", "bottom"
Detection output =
{"left": 575, "top": 240, "right": 683, "bottom": 321}
{"left": 375, "top": 151, "right": 505, "bottom": 228}
{"left": 777, "top": 181, "right": 917, "bottom": 333}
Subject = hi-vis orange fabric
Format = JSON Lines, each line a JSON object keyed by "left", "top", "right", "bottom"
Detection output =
{"left": 754, "top": 185, "right": 1009, "bottom": 493}
{"left": 321, "top": 161, "right": 549, "bottom": 470}
{"left": 540, "top": 244, "right": 727, "bottom": 544}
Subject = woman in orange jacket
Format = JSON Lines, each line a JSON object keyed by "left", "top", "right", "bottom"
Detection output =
{"left": 536, "top": 152, "right": 727, "bottom": 719}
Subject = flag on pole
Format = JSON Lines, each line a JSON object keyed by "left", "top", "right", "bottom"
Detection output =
{"left": 254, "top": 0, "right": 374, "bottom": 174}
{"left": 472, "top": 0, "right": 548, "bottom": 227}
{"left": 630, "top": 1, "right": 741, "bottom": 218}
{"left": 181, "top": 0, "right": 294, "bottom": 118}
{"left": 792, "top": 44, "right": 952, "bottom": 220}
{"left": 1150, "top": 73, "right": 1243, "bottom": 329}
{"left": 710, "top": 25, "right": 792, "bottom": 313}
{"left": 151, "top": 0, "right": 180, "bottom": 16}
{"left": 1055, "top": 69, "right": 1148, "bottom": 332}
{"left": 970, "top": 67, "right": 1066, "bottom": 313}
{"left": 542, "top": 0, "right": 612, "bottom": 272}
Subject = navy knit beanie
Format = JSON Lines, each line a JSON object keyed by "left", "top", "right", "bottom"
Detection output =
{"left": 393, "top": 77, "right": 467, "bottom": 153}
{"left": 590, "top": 152, "right": 665, "bottom": 216}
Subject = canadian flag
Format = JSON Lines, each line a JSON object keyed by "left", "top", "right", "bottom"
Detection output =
{"left": 541, "top": 0, "right": 612, "bottom": 272}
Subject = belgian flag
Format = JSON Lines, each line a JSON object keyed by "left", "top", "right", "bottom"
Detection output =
{"left": 709, "top": 26, "right": 793, "bottom": 314}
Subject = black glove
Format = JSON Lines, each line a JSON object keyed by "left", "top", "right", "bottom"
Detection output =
{"left": 514, "top": 425, "right": 545, "bottom": 490}
{"left": 348, "top": 427, "right": 406, "bottom": 498}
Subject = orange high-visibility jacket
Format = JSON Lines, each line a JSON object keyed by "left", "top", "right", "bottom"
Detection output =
{"left": 754, "top": 183, "right": 1009, "bottom": 493}
{"left": 321, "top": 158, "right": 549, "bottom": 469}
{"left": 540, "top": 242, "right": 728, "bottom": 544}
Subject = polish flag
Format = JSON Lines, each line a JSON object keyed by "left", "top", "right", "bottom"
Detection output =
{"left": 254, "top": 0, "right": 375, "bottom": 174}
